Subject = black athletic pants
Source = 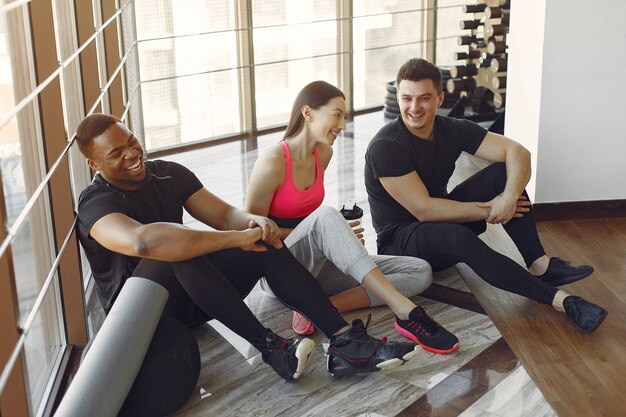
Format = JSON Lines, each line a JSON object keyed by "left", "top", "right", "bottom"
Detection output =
{"left": 380, "top": 163, "right": 558, "bottom": 305}
{"left": 132, "top": 245, "right": 348, "bottom": 348}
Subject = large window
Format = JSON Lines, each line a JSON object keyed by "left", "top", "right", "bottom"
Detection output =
{"left": 252, "top": 0, "right": 340, "bottom": 129}
{"left": 436, "top": 0, "right": 475, "bottom": 67}
{"left": 133, "top": 0, "right": 471, "bottom": 153}
{"left": 353, "top": 1, "right": 425, "bottom": 109}
{"left": 135, "top": 0, "right": 242, "bottom": 150}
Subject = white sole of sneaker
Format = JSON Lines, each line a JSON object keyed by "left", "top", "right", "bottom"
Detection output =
{"left": 293, "top": 338, "right": 316, "bottom": 379}
{"left": 375, "top": 345, "right": 422, "bottom": 371}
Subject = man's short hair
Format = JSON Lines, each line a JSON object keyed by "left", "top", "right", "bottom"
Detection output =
{"left": 75, "top": 113, "right": 122, "bottom": 157}
{"left": 396, "top": 58, "right": 443, "bottom": 93}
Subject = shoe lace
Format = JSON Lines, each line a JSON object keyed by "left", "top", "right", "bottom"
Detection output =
{"left": 351, "top": 313, "right": 372, "bottom": 336}
{"left": 333, "top": 314, "right": 377, "bottom": 347}
{"left": 406, "top": 313, "right": 439, "bottom": 336}
{"left": 259, "top": 330, "right": 290, "bottom": 352}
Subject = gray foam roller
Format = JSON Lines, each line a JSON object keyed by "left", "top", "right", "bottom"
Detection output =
{"left": 55, "top": 277, "right": 168, "bottom": 417}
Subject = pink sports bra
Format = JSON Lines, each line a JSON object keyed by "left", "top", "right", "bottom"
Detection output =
{"left": 268, "top": 141, "right": 325, "bottom": 219}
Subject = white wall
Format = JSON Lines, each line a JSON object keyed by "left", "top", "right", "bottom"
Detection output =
{"left": 505, "top": 0, "right": 626, "bottom": 203}
{"left": 504, "top": 0, "right": 546, "bottom": 200}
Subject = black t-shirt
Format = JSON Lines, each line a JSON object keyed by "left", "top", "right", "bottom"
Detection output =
{"left": 364, "top": 115, "right": 487, "bottom": 245}
{"left": 76, "top": 160, "right": 203, "bottom": 312}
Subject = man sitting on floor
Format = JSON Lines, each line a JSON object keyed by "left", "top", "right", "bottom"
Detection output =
{"left": 364, "top": 58, "right": 607, "bottom": 333}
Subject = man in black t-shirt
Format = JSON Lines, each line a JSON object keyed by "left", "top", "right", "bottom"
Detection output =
{"left": 364, "top": 58, "right": 607, "bottom": 333}
{"left": 75, "top": 114, "right": 419, "bottom": 382}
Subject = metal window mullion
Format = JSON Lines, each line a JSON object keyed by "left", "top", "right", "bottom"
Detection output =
{"left": 423, "top": 0, "right": 437, "bottom": 63}
{"left": 101, "top": 0, "right": 125, "bottom": 116}
{"left": 120, "top": 0, "right": 144, "bottom": 137}
{"left": 92, "top": 0, "right": 111, "bottom": 113}
{"left": 113, "top": 0, "right": 128, "bottom": 113}
{"left": 235, "top": 0, "right": 256, "bottom": 137}
{"left": 337, "top": 0, "right": 353, "bottom": 115}
{"left": 50, "top": 0, "right": 73, "bottom": 146}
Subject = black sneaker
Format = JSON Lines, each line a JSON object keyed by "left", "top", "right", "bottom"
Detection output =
{"left": 538, "top": 257, "right": 594, "bottom": 287}
{"left": 326, "top": 317, "right": 420, "bottom": 376}
{"left": 257, "top": 329, "right": 315, "bottom": 381}
{"left": 395, "top": 306, "right": 459, "bottom": 354}
{"left": 563, "top": 296, "right": 607, "bottom": 333}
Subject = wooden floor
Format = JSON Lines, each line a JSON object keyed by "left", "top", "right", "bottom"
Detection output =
{"left": 532, "top": 219, "right": 626, "bottom": 416}
{"left": 80, "top": 111, "right": 625, "bottom": 416}
{"left": 455, "top": 218, "right": 626, "bottom": 417}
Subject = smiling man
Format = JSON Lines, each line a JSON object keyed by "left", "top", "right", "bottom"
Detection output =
{"left": 364, "top": 58, "right": 607, "bottom": 333}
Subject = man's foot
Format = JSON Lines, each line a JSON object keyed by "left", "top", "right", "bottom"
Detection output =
{"left": 258, "top": 329, "right": 315, "bottom": 381}
{"left": 563, "top": 296, "right": 608, "bottom": 333}
{"left": 395, "top": 306, "right": 459, "bottom": 354}
{"left": 327, "top": 317, "right": 421, "bottom": 376}
{"left": 538, "top": 257, "right": 594, "bottom": 287}
{"left": 292, "top": 311, "right": 315, "bottom": 335}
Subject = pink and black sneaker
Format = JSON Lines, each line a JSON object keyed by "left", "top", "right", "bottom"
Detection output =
{"left": 395, "top": 306, "right": 459, "bottom": 354}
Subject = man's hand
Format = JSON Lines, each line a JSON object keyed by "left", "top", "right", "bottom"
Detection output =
{"left": 249, "top": 217, "right": 283, "bottom": 249}
{"left": 348, "top": 220, "right": 365, "bottom": 246}
{"left": 478, "top": 194, "right": 531, "bottom": 225}
{"left": 238, "top": 227, "right": 268, "bottom": 252}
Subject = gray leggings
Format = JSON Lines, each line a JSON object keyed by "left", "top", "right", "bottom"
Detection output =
{"left": 261, "top": 205, "right": 432, "bottom": 306}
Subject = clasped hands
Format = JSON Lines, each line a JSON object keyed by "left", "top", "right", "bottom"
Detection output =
{"left": 240, "top": 217, "right": 284, "bottom": 251}
{"left": 477, "top": 193, "right": 531, "bottom": 225}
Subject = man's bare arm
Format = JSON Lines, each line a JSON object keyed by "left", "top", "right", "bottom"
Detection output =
{"left": 185, "top": 187, "right": 283, "bottom": 247}
{"left": 380, "top": 171, "right": 490, "bottom": 223}
{"left": 90, "top": 213, "right": 268, "bottom": 262}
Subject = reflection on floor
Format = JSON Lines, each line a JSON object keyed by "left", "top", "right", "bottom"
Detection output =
{"left": 157, "top": 112, "right": 555, "bottom": 416}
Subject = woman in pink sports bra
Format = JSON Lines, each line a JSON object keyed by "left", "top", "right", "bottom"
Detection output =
{"left": 245, "top": 81, "right": 459, "bottom": 354}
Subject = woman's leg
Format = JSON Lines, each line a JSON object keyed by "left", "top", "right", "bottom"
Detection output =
{"left": 283, "top": 206, "right": 422, "bottom": 319}
{"left": 369, "top": 254, "right": 433, "bottom": 306}
{"left": 306, "top": 254, "right": 433, "bottom": 314}
{"left": 315, "top": 262, "right": 373, "bottom": 313}
{"left": 284, "top": 205, "right": 377, "bottom": 281}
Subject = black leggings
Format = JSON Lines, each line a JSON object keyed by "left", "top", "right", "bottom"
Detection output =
{"left": 381, "top": 163, "right": 558, "bottom": 305}
{"left": 132, "top": 245, "right": 347, "bottom": 347}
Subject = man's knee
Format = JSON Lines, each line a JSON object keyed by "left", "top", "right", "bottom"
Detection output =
{"left": 132, "top": 259, "right": 174, "bottom": 286}
{"left": 484, "top": 162, "right": 507, "bottom": 191}
{"left": 462, "top": 220, "right": 487, "bottom": 235}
